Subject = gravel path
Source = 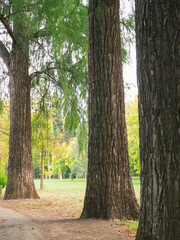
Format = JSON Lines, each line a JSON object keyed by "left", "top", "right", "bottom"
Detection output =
{"left": 0, "top": 206, "right": 45, "bottom": 240}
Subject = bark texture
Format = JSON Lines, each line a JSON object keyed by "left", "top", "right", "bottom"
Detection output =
{"left": 4, "top": 9, "right": 39, "bottom": 199}
{"left": 81, "top": 0, "right": 139, "bottom": 220}
{"left": 135, "top": 0, "right": 180, "bottom": 239}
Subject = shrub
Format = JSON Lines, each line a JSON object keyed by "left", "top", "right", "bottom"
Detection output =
{"left": 0, "top": 174, "right": 7, "bottom": 189}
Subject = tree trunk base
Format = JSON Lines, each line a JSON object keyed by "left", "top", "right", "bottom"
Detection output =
{"left": 4, "top": 191, "right": 39, "bottom": 200}
{"left": 4, "top": 177, "right": 39, "bottom": 200}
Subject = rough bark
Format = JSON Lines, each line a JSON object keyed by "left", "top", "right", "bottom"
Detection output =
{"left": 81, "top": 0, "right": 139, "bottom": 220}
{"left": 4, "top": 9, "right": 39, "bottom": 199}
{"left": 40, "top": 148, "right": 44, "bottom": 190}
{"left": 135, "top": 0, "right": 180, "bottom": 239}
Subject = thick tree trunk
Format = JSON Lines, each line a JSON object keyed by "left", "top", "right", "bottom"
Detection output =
{"left": 135, "top": 1, "right": 180, "bottom": 239}
{"left": 4, "top": 10, "right": 39, "bottom": 199}
{"left": 40, "top": 148, "right": 44, "bottom": 190}
{"left": 81, "top": 0, "right": 139, "bottom": 220}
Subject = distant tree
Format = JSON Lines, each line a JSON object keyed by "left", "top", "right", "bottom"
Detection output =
{"left": 70, "top": 138, "right": 88, "bottom": 178}
{"left": 81, "top": 0, "right": 139, "bottom": 219}
{"left": 0, "top": 100, "right": 9, "bottom": 175}
{"left": 135, "top": 0, "right": 180, "bottom": 239}
{"left": 51, "top": 140, "right": 74, "bottom": 178}
{"left": 31, "top": 81, "right": 54, "bottom": 189}
{"left": 126, "top": 97, "right": 140, "bottom": 175}
{"left": 32, "top": 148, "right": 40, "bottom": 179}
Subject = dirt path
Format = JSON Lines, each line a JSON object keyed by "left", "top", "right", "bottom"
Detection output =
{"left": 0, "top": 206, "right": 45, "bottom": 240}
{"left": 0, "top": 199, "right": 135, "bottom": 240}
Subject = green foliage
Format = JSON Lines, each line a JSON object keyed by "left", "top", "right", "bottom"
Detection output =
{"left": 61, "top": 165, "right": 71, "bottom": 178}
{"left": 28, "top": 0, "right": 89, "bottom": 134}
{"left": 51, "top": 140, "right": 74, "bottom": 175}
{"left": 70, "top": 138, "right": 87, "bottom": 178}
{"left": 121, "top": 13, "right": 135, "bottom": 63}
{"left": 1, "top": 0, "right": 136, "bottom": 155}
{"left": 32, "top": 148, "right": 41, "bottom": 178}
{"left": 31, "top": 80, "right": 54, "bottom": 150}
{"left": 1, "top": 0, "right": 89, "bottom": 137}
{"left": 0, "top": 174, "right": 7, "bottom": 189}
{"left": 53, "top": 109, "right": 63, "bottom": 137}
{"left": 126, "top": 96, "right": 140, "bottom": 175}
{"left": 77, "top": 120, "right": 88, "bottom": 154}
{"left": 70, "top": 158, "right": 87, "bottom": 178}
{"left": 0, "top": 101, "right": 9, "bottom": 175}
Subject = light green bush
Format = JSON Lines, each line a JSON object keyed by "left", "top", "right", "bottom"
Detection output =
{"left": 0, "top": 174, "right": 7, "bottom": 196}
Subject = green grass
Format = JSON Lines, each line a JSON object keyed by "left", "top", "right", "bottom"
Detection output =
{"left": 132, "top": 177, "right": 140, "bottom": 202}
{"left": 34, "top": 177, "right": 140, "bottom": 192}
{"left": 35, "top": 178, "right": 86, "bottom": 192}
{"left": 1, "top": 177, "right": 140, "bottom": 202}
{"left": 1, "top": 177, "right": 140, "bottom": 200}
{"left": 34, "top": 177, "right": 140, "bottom": 201}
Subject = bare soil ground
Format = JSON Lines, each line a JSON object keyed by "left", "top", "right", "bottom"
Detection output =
{"left": 0, "top": 198, "right": 136, "bottom": 240}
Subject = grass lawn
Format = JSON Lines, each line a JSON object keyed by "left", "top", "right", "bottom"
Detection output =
{"left": 34, "top": 177, "right": 140, "bottom": 200}
{"left": 1, "top": 177, "right": 140, "bottom": 202}
{"left": 132, "top": 177, "right": 140, "bottom": 202}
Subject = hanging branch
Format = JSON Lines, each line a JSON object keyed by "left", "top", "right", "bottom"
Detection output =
{"left": 29, "top": 66, "right": 58, "bottom": 81}
{"left": 0, "top": 40, "right": 10, "bottom": 71}
{"left": 33, "top": 29, "right": 52, "bottom": 38}
{"left": 0, "top": 130, "right": 9, "bottom": 136}
{"left": 0, "top": 15, "right": 17, "bottom": 43}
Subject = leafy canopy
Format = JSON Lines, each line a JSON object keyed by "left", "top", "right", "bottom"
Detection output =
{"left": 0, "top": 0, "right": 88, "bottom": 135}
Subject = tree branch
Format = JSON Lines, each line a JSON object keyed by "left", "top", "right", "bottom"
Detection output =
{"left": 0, "top": 40, "right": 10, "bottom": 71}
{"left": 0, "top": 15, "right": 17, "bottom": 43}
{"left": 30, "top": 66, "right": 58, "bottom": 81}
{"left": 4, "top": 9, "right": 37, "bottom": 19}
{"left": 0, "top": 130, "right": 9, "bottom": 136}
{"left": 33, "top": 29, "right": 52, "bottom": 38}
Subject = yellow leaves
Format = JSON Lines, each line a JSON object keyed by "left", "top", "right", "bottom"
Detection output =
{"left": 0, "top": 101, "right": 10, "bottom": 173}
{"left": 44, "top": 170, "right": 50, "bottom": 176}
{"left": 126, "top": 96, "right": 140, "bottom": 174}
{"left": 51, "top": 140, "right": 75, "bottom": 173}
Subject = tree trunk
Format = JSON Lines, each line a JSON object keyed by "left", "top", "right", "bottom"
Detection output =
{"left": 81, "top": 0, "right": 139, "bottom": 220}
{"left": 4, "top": 9, "right": 39, "bottom": 199}
{"left": 40, "top": 148, "right": 44, "bottom": 190}
{"left": 135, "top": 1, "right": 180, "bottom": 239}
{"left": 58, "top": 172, "right": 63, "bottom": 179}
{"left": 48, "top": 158, "right": 51, "bottom": 179}
{"left": 0, "top": 186, "right": 2, "bottom": 198}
